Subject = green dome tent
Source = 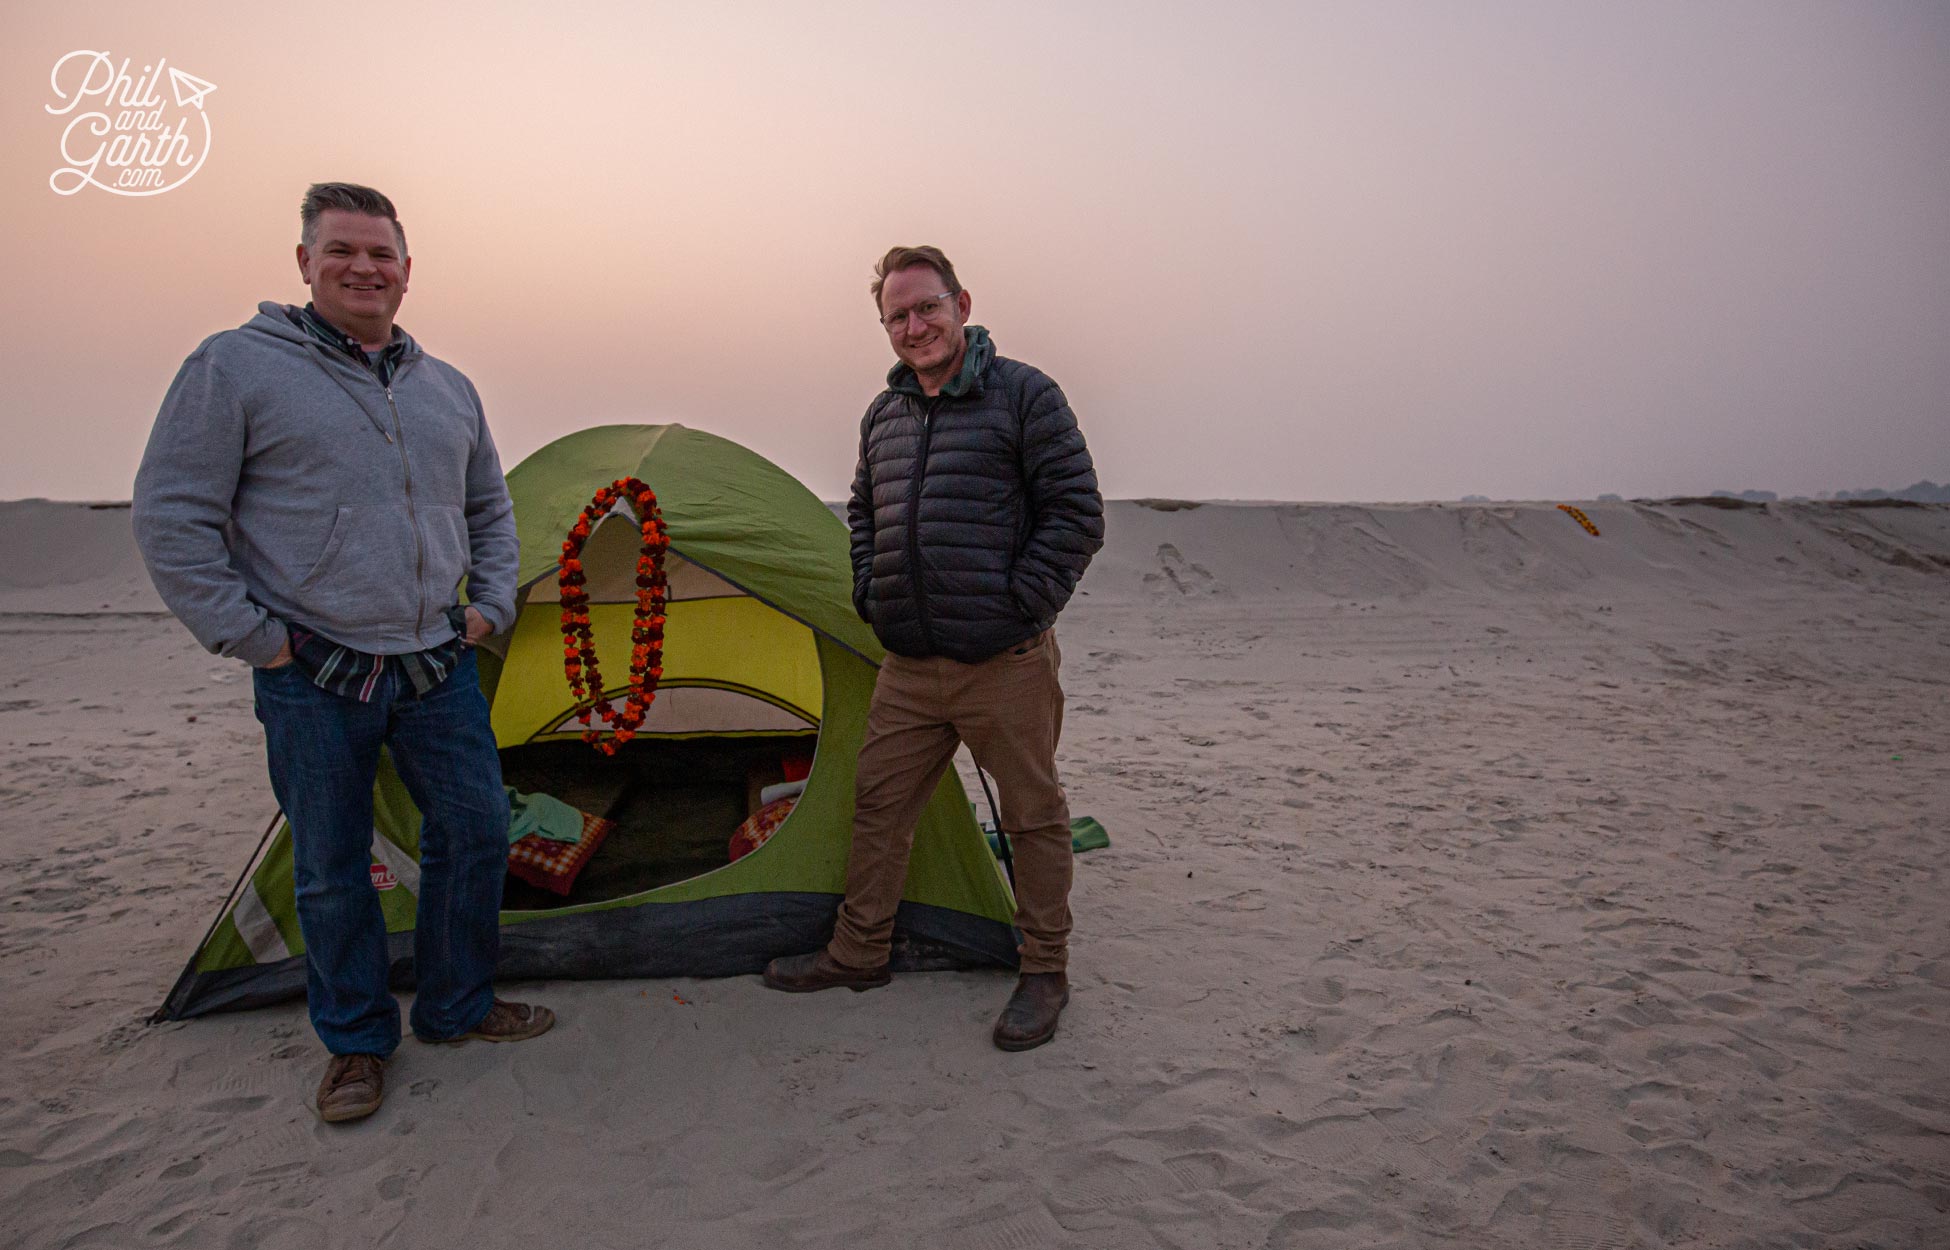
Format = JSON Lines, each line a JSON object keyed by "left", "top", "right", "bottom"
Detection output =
{"left": 158, "top": 424, "right": 1019, "bottom": 1021}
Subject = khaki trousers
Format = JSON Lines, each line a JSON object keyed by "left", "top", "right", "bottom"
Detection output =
{"left": 828, "top": 628, "right": 1074, "bottom": 974}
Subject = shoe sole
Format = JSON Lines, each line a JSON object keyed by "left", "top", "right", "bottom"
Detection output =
{"left": 436, "top": 1026, "right": 552, "bottom": 1044}
{"left": 420, "top": 1011, "right": 556, "bottom": 1045}
{"left": 993, "top": 991, "right": 1070, "bottom": 1052}
{"left": 993, "top": 1023, "right": 1059, "bottom": 1052}
{"left": 317, "top": 1095, "right": 382, "bottom": 1123}
{"left": 761, "top": 971, "right": 890, "bottom": 993}
{"left": 431, "top": 1023, "right": 554, "bottom": 1044}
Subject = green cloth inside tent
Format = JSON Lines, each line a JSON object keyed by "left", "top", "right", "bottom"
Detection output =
{"left": 507, "top": 788, "right": 585, "bottom": 844}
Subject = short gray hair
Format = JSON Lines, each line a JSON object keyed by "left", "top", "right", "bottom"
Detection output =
{"left": 300, "top": 182, "right": 407, "bottom": 254}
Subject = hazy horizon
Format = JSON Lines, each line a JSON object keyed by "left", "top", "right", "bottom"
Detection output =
{"left": 13, "top": 485, "right": 1943, "bottom": 510}
{"left": 3, "top": 2, "right": 1945, "bottom": 504}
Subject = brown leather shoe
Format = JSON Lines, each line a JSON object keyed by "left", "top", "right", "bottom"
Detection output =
{"left": 762, "top": 950, "right": 891, "bottom": 993}
{"left": 436, "top": 999, "right": 556, "bottom": 1044}
{"left": 993, "top": 972, "right": 1069, "bottom": 1051}
{"left": 316, "top": 1053, "right": 385, "bottom": 1123}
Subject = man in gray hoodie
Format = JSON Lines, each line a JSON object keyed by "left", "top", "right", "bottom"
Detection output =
{"left": 133, "top": 183, "right": 551, "bottom": 1125}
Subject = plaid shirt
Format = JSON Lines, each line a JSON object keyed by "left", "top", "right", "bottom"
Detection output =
{"left": 296, "top": 302, "right": 411, "bottom": 385}
{"left": 284, "top": 305, "right": 469, "bottom": 702}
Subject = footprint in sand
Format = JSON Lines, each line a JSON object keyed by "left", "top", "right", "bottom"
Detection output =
{"left": 943, "top": 1204, "right": 1070, "bottom": 1250}
{"left": 1048, "top": 1153, "right": 1180, "bottom": 1213}
{"left": 1143, "top": 543, "right": 1223, "bottom": 596}
{"left": 1298, "top": 975, "right": 1346, "bottom": 1006}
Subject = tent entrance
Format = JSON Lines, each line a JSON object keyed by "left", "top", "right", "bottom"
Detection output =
{"left": 491, "top": 526, "right": 828, "bottom": 909}
{"left": 500, "top": 733, "right": 814, "bottom": 910}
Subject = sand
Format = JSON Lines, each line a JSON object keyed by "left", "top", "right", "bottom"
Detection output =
{"left": 2, "top": 497, "right": 1947, "bottom": 1249}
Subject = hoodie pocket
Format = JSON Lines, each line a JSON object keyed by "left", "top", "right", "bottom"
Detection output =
{"left": 296, "top": 504, "right": 420, "bottom": 628}
{"left": 299, "top": 508, "right": 354, "bottom": 591}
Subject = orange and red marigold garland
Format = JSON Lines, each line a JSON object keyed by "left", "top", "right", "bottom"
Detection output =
{"left": 558, "top": 477, "right": 669, "bottom": 755}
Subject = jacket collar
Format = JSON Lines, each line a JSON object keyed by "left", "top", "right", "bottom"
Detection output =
{"left": 248, "top": 301, "right": 423, "bottom": 363}
{"left": 294, "top": 303, "right": 414, "bottom": 385}
{"left": 887, "top": 325, "right": 993, "bottom": 399}
{"left": 245, "top": 302, "right": 424, "bottom": 439}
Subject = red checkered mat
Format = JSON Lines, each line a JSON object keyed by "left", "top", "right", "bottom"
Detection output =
{"left": 728, "top": 795, "right": 797, "bottom": 863}
{"left": 507, "top": 811, "right": 616, "bottom": 897}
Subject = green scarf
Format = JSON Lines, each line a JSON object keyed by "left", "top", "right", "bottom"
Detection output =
{"left": 887, "top": 325, "right": 993, "bottom": 398}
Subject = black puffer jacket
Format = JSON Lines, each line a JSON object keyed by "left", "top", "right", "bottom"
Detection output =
{"left": 847, "top": 327, "right": 1104, "bottom": 662}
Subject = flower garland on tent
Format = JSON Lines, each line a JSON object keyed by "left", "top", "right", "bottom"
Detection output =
{"left": 558, "top": 478, "right": 668, "bottom": 755}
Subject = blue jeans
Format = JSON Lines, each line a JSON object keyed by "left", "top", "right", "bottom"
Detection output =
{"left": 253, "top": 648, "right": 506, "bottom": 1056}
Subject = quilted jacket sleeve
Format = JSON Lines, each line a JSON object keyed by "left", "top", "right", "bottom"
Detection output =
{"left": 1008, "top": 375, "right": 1104, "bottom": 622}
{"left": 845, "top": 405, "right": 877, "bottom": 622}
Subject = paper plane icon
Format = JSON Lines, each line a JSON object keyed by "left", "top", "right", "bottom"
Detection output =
{"left": 168, "top": 67, "right": 218, "bottom": 110}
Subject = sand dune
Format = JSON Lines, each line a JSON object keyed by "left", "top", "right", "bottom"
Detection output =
{"left": 2, "top": 498, "right": 1946, "bottom": 1248}
{"left": 0, "top": 501, "right": 165, "bottom": 616}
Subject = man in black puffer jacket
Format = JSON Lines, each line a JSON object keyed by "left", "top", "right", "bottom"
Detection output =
{"left": 765, "top": 246, "right": 1104, "bottom": 1050}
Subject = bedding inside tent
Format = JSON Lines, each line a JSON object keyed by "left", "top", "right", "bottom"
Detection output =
{"left": 500, "top": 736, "right": 810, "bottom": 907}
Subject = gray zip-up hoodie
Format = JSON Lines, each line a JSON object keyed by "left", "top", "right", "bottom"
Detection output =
{"left": 132, "top": 302, "right": 518, "bottom": 668}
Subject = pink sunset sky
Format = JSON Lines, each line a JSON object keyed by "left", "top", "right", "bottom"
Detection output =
{"left": 2, "top": 1, "right": 1945, "bottom": 503}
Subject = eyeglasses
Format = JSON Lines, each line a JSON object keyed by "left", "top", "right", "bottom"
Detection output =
{"left": 880, "top": 292, "right": 957, "bottom": 333}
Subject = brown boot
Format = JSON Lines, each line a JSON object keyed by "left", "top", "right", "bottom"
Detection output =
{"left": 762, "top": 950, "right": 891, "bottom": 993}
{"left": 993, "top": 972, "right": 1069, "bottom": 1051}
{"left": 431, "top": 999, "right": 556, "bottom": 1044}
{"left": 316, "top": 1053, "right": 385, "bottom": 1123}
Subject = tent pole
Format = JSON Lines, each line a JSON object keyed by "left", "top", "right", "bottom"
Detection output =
{"left": 974, "top": 765, "right": 1013, "bottom": 888}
